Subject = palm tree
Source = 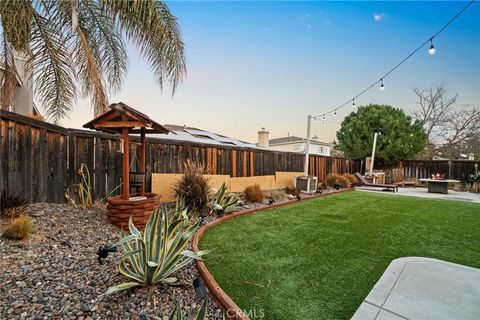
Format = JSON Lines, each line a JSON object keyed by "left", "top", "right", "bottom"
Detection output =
{"left": 0, "top": 0, "right": 186, "bottom": 122}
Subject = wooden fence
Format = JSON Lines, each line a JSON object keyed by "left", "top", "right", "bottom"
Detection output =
{"left": 378, "top": 160, "right": 480, "bottom": 183}
{"left": 0, "top": 110, "right": 362, "bottom": 203}
{"left": 3, "top": 111, "right": 477, "bottom": 204}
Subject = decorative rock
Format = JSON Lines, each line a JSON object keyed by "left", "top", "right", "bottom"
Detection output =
{"left": 0, "top": 203, "right": 223, "bottom": 319}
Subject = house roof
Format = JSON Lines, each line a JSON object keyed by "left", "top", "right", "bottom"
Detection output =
{"left": 83, "top": 102, "right": 170, "bottom": 135}
{"left": 269, "top": 136, "right": 331, "bottom": 146}
{"left": 150, "top": 125, "right": 259, "bottom": 148}
{"left": 269, "top": 136, "right": 304, "bottom": 144}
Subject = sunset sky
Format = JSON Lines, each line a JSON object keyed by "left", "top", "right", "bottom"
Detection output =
{"left": 60, "top": 1, "right": 480, "bottom": 144}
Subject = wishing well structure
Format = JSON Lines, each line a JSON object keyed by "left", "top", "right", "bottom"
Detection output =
{"left": 83, "top": 102, "right": 168, "bottom": 229}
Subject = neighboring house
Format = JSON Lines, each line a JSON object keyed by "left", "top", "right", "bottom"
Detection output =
{"left": 257, "top": 128, "right": 331, "bottom": 156}
{"left": 152, "top": 124, "right": 260, "bottom": 148}
{"left": 0, "top": 54, "right": 37, "bottom": 116}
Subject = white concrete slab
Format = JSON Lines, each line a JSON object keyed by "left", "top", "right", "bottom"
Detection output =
{"left": 351, "top": 257, "right": 480, "bottom": 320}
{"left": 356, "top": 187, "right": 480, "bottom": 204}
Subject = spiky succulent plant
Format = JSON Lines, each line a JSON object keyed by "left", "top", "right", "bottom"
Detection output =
{"left": 105, "top": 208, "right": 210, "bottom": 295}
{"left": 210, "top": 182, "right": 239, "bottom": 215}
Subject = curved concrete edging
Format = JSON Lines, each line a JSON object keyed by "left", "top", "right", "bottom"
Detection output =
{"left": 192, "top": 188, "right": 355, "bottom": 320}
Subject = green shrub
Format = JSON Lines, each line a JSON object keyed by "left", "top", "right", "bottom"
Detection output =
{"left": 244, "top": 184, "right": 264, "bottom": 203}
{"left": 1, "top": 191, "right": 27, "bottom": 218}
{"left": 326, "top": 173, "right": 349, "bottom": 188}
{"left": 210, "top": 182, "right": 239, "bottom": 215}
{"left": 104, "top": 208, "right": 211, "bottom": 295}
{"left": 173, "top": 160, "right": 212, "bottom": 212}
{"left": 2, "top": 215, "right": 36, "bottom": 240}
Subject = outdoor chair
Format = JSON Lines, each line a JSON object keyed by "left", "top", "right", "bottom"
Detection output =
{"left": 354, "top": 172, "right": 399, "bottom": 193}
{"left": 391, "top": 168, "right": 417, "bottom": 187}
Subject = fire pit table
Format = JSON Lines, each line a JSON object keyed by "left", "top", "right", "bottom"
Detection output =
{"left": 418, "top": 178, "right": 460, "bottom": 194}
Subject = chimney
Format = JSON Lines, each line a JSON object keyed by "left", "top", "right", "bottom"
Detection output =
{"left": 257, "top": 127, "right": 269, "bottom": 148}
{"left": 12, "top": 52, "right": 33, "bottom": 116}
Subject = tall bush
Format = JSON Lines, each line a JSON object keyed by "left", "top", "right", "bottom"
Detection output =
{"left": 173, "top": 160, "right": 212, "bottom": 212}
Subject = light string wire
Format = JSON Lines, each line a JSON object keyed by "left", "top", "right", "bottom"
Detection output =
{"left": 312, "top": 0, "right": 476, "bottom": 120}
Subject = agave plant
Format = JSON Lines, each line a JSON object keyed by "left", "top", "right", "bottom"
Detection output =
{"left": 169, "top": 299, "right": 207, "bottom": 320}
{"left": 105, "top": 208, "right": 210, "bottom": 295}
{"left": 169, "top": 197, "right": 195, "bottom": 224}
{"left": 210, "top": 182, "right": 239, "bottom": 215}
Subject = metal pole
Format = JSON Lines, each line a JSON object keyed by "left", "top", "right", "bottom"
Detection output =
{"left": 369, "top": 132, "right": 378, "bottom": 176}
{"left": 304, "top": 115, "right": 312, "bottom": 176}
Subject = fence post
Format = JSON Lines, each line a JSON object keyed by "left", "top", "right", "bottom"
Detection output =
{"left": 448, "top": 161, "right": 452, "bottom": 179}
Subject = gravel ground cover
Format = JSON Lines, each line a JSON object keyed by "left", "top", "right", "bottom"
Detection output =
{"left": 0, "top": 204, "right": 224, "bottom": 320}
{"left": 0, "top": 190, "right": 333, "bottom": 320}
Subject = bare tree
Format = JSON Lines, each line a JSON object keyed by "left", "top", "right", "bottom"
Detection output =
{"left": 412, "top": 83, "right": 480, "bottom": 159}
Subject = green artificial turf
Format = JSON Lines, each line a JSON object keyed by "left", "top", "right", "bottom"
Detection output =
{"left": 199, "top": 191, "right": 480, "bottom": 320}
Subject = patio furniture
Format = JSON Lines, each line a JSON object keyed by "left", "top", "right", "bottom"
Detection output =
{"left": 354, "top": 172, "right": 398, "bottom": 193}
{"left": 469, "top": 180, "right": 480, "bottom": 193}
{"left": 418, "top": 178, "right": 460, "bottom": 194}
{"left": 391, "top": 168, "right": 417, "bottom": 187}
{"left": 364, "top": 171, "right": 385, "bottom": 184}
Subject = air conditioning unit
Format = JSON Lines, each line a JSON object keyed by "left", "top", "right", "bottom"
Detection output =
{"left": 295, "top": 176, "right": 318, "bottom": 193}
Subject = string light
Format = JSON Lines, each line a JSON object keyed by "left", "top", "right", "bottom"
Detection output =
{"left": 308, "top": 0, "right": 474, "bottom": 122}
{"left": 334, "top": 109, "right": 337, "bottom": 116}
{"left": 428, "top": 38, "right": 436, "bottom": 55}
{"left": 322, "top": 115, "right": 326, "bottom": 121}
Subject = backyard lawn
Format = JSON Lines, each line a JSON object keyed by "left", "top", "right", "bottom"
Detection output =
{"left": 199, "top": 191, "right": 480, "bottom": 320}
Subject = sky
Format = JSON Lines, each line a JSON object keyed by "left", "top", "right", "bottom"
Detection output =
{"left": 60, "top": 1, "right": 480, "bottom": 144}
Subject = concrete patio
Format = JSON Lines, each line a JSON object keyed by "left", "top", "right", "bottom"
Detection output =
{"left": 352, "top": 257, "right": 480, "bottom": 320}
{"left": 356, "top": 186, "right": 480, "bottom": 204}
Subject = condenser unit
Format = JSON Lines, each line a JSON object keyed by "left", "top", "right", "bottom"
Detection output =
{"left": 295, "top": 176, "right": 318, "bottom": 193}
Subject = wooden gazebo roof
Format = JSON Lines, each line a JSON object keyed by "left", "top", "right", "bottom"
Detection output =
{"left": 83, "top": 102, "right": 170, "bottom": 135}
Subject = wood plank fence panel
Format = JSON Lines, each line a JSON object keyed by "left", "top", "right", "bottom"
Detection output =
{"left": 7, "top": 110, "right": 476, "bottom": 205}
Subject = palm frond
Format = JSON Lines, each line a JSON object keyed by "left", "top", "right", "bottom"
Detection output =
{"left": 0, "top": 39, "right": 17, "bottom": 110}
{"left": 58, "top": 0, "right": 128, "bottom": 116}
{"left": 103, "top": 0, "right": 186, "bottom": 94}
{"left": 29, "top": 4, "right": 76, "bottom": 123}
{"left": 0, "top": 0, "right": 33, "bottom": 52}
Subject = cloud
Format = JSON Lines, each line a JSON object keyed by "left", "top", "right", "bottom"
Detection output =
{"left": 373, "top": 13, "right": 385, "bottom": 21}
{"left": 263, "top": 27, "right": 271, "bottom": 32}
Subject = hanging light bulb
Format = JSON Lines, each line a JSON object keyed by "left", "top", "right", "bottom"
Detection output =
{"left": 352, "top": 99, "right": 356, "bottom": 108}
{"left": 334, "top": 109, "right": 337, "bottom": 116}
{"left": 428, "top": 38, "right": 436, "bottom": 55}
{"left": 322, "top": 120, "right": 326, "bottom": 126}
{"left": 322, "top": 115, "right": 326, "bottom": 121}
{"left": 313, "top": 116, "right": 317, "bottom": 122}
{"left": 380, "top": 79, "right": 385, "bottom": 91}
